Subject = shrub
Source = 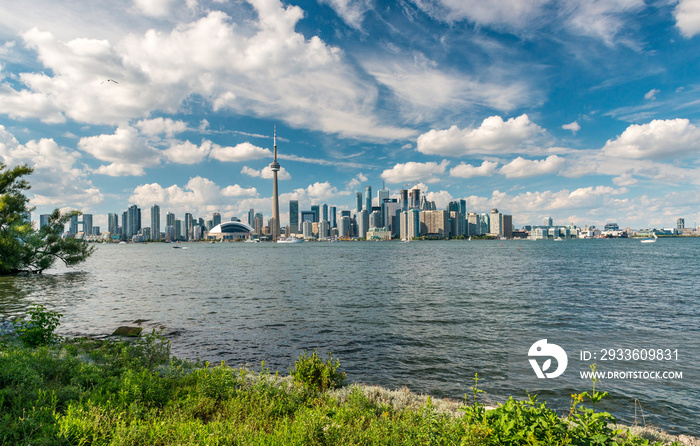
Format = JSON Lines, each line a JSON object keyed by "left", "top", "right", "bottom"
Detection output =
{"left": 13, "top": 304, "right": 62, "bottom": 347}
{"left": 290, "top": 350, "right": 346, "bottom": 392}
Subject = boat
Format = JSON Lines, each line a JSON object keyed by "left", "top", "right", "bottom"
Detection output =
{"left": 402, "top": 238, "right": 411, "bottom": 243}
{"left": 244, "top": 238, "right": 260, "bottom": 243}
{"left": 277, "top": 237, "right": 304, "bottom": 243}
{"left": 553, "top": 237, "right": 563, "bottom": 241}
{"left": 640, "top": 232, "right": 657, "bottom": 243}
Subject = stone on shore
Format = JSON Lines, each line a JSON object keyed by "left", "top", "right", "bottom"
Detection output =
{"left": 112, "top": 326, "right": 143, "bottom": 337}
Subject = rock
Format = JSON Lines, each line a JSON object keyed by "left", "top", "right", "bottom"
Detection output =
{"left": 133, "top": 319, "right": 150, "bottom": 324}
{"left": 112, "top": 326, "right": 143, "bottom": 337}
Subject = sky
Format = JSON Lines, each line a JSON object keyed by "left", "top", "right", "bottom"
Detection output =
{"left": 1, "top": 0, "right": 699, "bottom": 231}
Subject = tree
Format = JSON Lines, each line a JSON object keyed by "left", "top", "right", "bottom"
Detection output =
{"left": 0, "top": 163, "right": 94, "bottom": 275}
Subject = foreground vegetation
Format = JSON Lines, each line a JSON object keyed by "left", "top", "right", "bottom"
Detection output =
{"left": 0, "top": 306, "right": 684, "bottom": 445}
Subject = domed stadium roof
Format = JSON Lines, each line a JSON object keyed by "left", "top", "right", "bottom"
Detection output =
{"left": 209, "top": 221, "right": 254, "bottom": 234}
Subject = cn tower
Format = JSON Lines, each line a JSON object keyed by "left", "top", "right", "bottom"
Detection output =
{"left": 269, "top": 125, "right": 281, "bottom": 240}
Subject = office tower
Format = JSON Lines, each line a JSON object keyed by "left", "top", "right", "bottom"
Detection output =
{"left": 467, "top": 213, "right": 478, "bottom": 236}
{"left": 248, "top": 209, "right": 255, "bottom": 227}
{"left": 543, "top": 217, "right": 553, "bottom": 227}
{"left": 420, "top": 210, "right": 450, "bottom": 237}
{"left": 355, "top": 192, "right": 362, "bottom": 214}
{"left": 39, "top": 214, "right": 50, "bottom": 231}
{"left": 185, "top": 213, "right": 193, "bottom": 240}
{"left": 193, "top": 225, "right": 203, "bottom": 240}
{"left": 311, "top": 205, "right": 320, "bottom": 223}
{"left": 289, "top": 200, "right": 299, "bottom": 233}
{"left": 338, "top": 216, "right": 351, "bottom": 238}
{"left": 175, "top": 219, "right": 182, "bottom": 240}
{"left": 447, "top": 201, "right": 460, "bottom": 213}
{"left": 92, "top": 226, "right": 100, "bottom": 235}
{"left": 501, "top": 214, "right": 513, "bottom": 238}
{"left": 122, "top": 211, "right": 128, "bottom": 239}
{"left": 213, "top": 212, "right": 221, "bottom": 227}
{"left": 165, "top": 212, "right": 174, "bottom": 228}
{"left": 677, "top": 218, "right": 685, "bottom": 230}
{"left": 106, "top": 213, "right": 117, "bottom": 235}
{"left": 254, "top": 213, "right": 263, "bottom": 236}
{"left": 340, "top": 210, "right": 351, "bottom": 218}
{"left": 449, "top": 211, "right": 463, "bottom": 238}
{"left": 409, "top": 188, "right": 420, "bottom": 210}
{"left": 302, "top": 220, "right": 313, "bottom": 239}
{"left": 319, "top": 220, "right": 330, "bottom": 239}
{"left": 478, "top": 213, "right": 490, "bottom": 235}
{"left": 301, "top": 211, "right": 314, "bottom": 226}
{"left": 69, "top": 214, "right": 79, "bottom": 234}
{"left": 377, "top": 188, "right": 389, "bottom": 207}
{"left": 125, "top": 205, "right": 141, "bottom": 239}
{"left": 490, "top": 209, "right": 502, "bottom": 236}
{"left": 329, "top": 206, "right": 336, "bottom": 228}
{"left": 322, "top": 204, "right": 328, "bottom": 222}
{"left": 365, "top": 185, "right": 372, "bottom": 211}
{"left": 150, "top": 205, "right": 160, "bottom": 240}
{"left": 269, "top": 126, "right": 281, "bottom": 240}
{"left": 399, "top": 189, "right": 409, "bottom": 211}
{"left": 357, "top": 209, "right": 369, "bottom": 238}
{"left": 370, "top": 210, "right": 381, "bottom": 229}
{"left": 400, "top": 209, "right": 420, "bottom": 240}
{"left": 82, "top": 214, "right": 93, "bottom": 235}
{"left": 165, "top": 225, "right": 176, "bottom": 241}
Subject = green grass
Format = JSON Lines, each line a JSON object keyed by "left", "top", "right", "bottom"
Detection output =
{"left": 0, "top": 333, "right": 683, "bottom": 446}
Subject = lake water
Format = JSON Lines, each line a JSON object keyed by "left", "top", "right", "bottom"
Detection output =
{"left": 1, "top": 238, "right": 698, "bottom": 435}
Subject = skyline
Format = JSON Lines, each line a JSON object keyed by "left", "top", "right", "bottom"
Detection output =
{"left": 1, "top": 0, "right": 700, "bottom": 231}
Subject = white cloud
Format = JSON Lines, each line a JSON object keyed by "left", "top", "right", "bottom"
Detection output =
{"left": 77, "top": 126, "right": 161, "bottom": 176}
{"left": 240, "top": 165, "right": 292, "bottom": 180}
{"left": 644, "top": 89, "right": 660, "bottom": 100}
{"left": 449, "top": 160, "right": 498, "bottom": 178}
{"left": 416, "top": 114, "right": 544, "bottom": 156}
{"left": 210, "top": 142, "right": 272, "bottom": 162}
{"left": 675, "top": 0, "right": 700, "bottom": 38}
{"left": 602, "top": 119, "right": 700, "bottom": 159}
{"left": 562, "top": 121, "right": 580, "bottom": 134}
{"left": 133, "top": 0, "right": 177, "bottom": 17}
{"left": 221, "top": 184, "right": 258, "bottom": 197}
{"left": 346, "top": 172, "right": 368, "bottom": 190}
{"left": 499, "top": 155, "right": 565, "bottom": 178}
{"left": 612, "top": 173, "right": 638, "bottom": 186}
{"left": 136, "top": 117, "right": 188, "bottom": 137}
{"left": 318, "top": 0, "right": 372, "bottom": 29}
{"left": 415, "top": 0, "right": 549, "bottom": 29}
{"left": 424, "top": 190, "right": 454, "bottom": 209}
{"left": 0, "top": 125, "right": 102, "bottom": 208}
{"left": 380, "top": 160, "right": 450, "bottom": 184}
{"left": 163, "top": 140, "right": 211, "bottom": 164}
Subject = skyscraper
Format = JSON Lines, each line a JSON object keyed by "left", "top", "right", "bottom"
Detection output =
{"left": 108, "top": 213, "right": 118, "bottom": 235}
{"left": 329, "top": 206, "right": 336, "bottom": 228}
{"left": 322, "top": 204, "right": 328, "bottom": 222}
{"left": 355, "top": 192, "right": 362, "bottom": 214}
{"left": 399, "top": 189, "right": 409, "bottom": 211}
{"left": 39, "top": 214, "right": 50, "bottom": 231}
{"left": 311, "top": 205, "right": 320, "bottom": 223}
{"left": 269, "top": 126, "right": 281, "bottom": 240}
{"left": 248, "top": 208, "right": 255, "bottom": 227}
{"left": 365, "top": 185, "right": 372, "bottom": 211}
{"left": 166, "top": 212, "right": 175, "bottom": 228}
{"left": 213, "top": 212, "right": 222, "bottom": 227}
{"left": 69, "top": 214, "right": 79, "bottom": 234}
{"left": 126, "top": 205, "right": 141, "bottom": 239}
{"left": 82, "top": 214, "right": 93, "bottom": 235}
{"left": 543, "top": 217, "right": 553, "bottom": 227}
{"left": 289, "top": 200, "right": 299, "bottom": 234}
{"left": 151, "top": 204, "right": 161, "bottom": 240}
{"left": 357, "top": 209, "right": 369, "bottom": 238}
{"left": 185, "top": 213, "right": 193, "bottom": 241}
{"left": 490, "top": 209, "right": 502, "bottom": 236}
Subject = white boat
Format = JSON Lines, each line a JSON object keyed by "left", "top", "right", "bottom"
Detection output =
{"left": 244, "top": 238, "right": 260, "bottom": 243}
{"left": 641, "top": 232, "right": 657, "bottom": 243}
{"left": 277, "top": 237, "right": 304, "bottom": 243}
{"left": 553, "top": 237, "right": 563, "bottom": 241}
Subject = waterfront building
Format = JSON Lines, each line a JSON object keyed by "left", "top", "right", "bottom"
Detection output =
{"left": 175, "top": 219, "right": 182, "bottom": 240}
{"left": 301, "top": 211, "right": 315, "bottom": 227}
{"left": 165, "top": 225, "right": 176, "bottom": 242}
{"left": 322, "top": 204, "right": 328, "bottom": 222}
{"left": 311, "top": 205, "right": 320, "bottom": 223}
{"left": 357, "top": 209, "right": 369, "bottom": 238}
{"left": 369, "top": 210, "right": 382, "bottom": 229}
{"left": 355, "top": 192, "right": 362, "bottom": 214}
{"left": 490, "top": 209, "right": 502, "bottom": 236}
{"left": 108, "top": 213, "right": 118, "bottom": 235}
{"left": 467, "top": 212, "right": 478, "bottom": 236}
{"left": 213, "top": 212, "right": 221, "bottom": 228}
{"left": 420, "top": 210, "right": 450, "bottom": 238}
{"left": 677, "top": 218, "right": 685, "bottom": 230}
{"left": 141, "top": 227, "right": 151, "bottom": 240}
{"left": 449, "top": 211, "right": 463, "bottom": 237}
{"left": 166, "top": 212, "right": 175, "bottom": 228}
{"left": 207, "top": 220, "right": 213, "bottom": 231}
{"left": 319, "top": 220, "right": 330, "bottom": 239}
{"left": 365, "top": 185, "right": 372, "bottom": 211}
{"left": 127, "top": 205, "right": 141, "bottom": 239}
{"left": 377, "top": 189, "right": 389, "bottom": 207}
{"left": 150, "top": 205, "right": 161, "bottom": 240}
{"left": 269, "top": 127, "right": 282, "bottom": 240}
{"left": 247, "top": 208, "right": 254, "bottom": 227}
{"left": 366, "top": 228, "right": 391, "bottom": 240}
{"left": 289, "top": 200, "right": 299, "bottom": 234}
{"left": 69, "top": 214, "right": 79, "bottom": 235}
{"left": 543, "top": 217, "right": 553, "bottom": 227}
{"left": 208, "top": 221, "right": 253, "bottom": 241}
{"left": 501, "top": 214, "right": 513, "bottom": 238}
{"left": 254, "top": 213, "right": 263, "bottom": 236}
{"left": 82, "top": 214, "right": 93, "bottom": 236}
{"left": 39, "top": 214, "right": 49, "bottom": 230}
{"left": 478, "top": 213, "right": 490, "bottom": 235}
{"left": 329, "top": 206, "right": 336, "bottom": 228}
{"left": 302, "top": 220, "right": 313, "bottom": 239}
{"left": 399, "top": 209, "right": 420, "bottom": 240}
{"left": 338, "top": 216, "right": 352, "bottom": 238}
{"left": 409, "top": 189, "right": 420, "bottom": 210}
{"left": 185, "top": 213, "right": 193, "bottom": 240}
{"left": 383, "top": 200, "right": 400, "bottom": 231}
{"left": 604, "top": 223, "right": 619, "bottom": 231}
{"left": 399, "top": 189, "right": 409, "bottom": 211}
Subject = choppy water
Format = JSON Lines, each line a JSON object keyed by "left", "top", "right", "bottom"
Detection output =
{"left": 1, "top": 238, "right": 698, "bottom": 435}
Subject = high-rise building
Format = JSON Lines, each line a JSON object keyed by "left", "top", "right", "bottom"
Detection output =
{"left": 166, "top": 212, "right": 175, "bottom": 228}
{"left": 107, "top": 213, "right": 118, "bottom": 235}
{"left": 311, "top": 205, "right": 320, "bottom": 223}
{"left": 543, "top": 217, "right": 553, "bottom": 227}
{"left": 254, "top": 213, "right": 263, "bottom": 236}
{"left": 82, "top": 214, "right": 93, "bottom": 235}
{"left": 322, "top": 204, "right": 328, "bottom": 222}
{"left": 399, "top": 189, "right": 409, "bottom": 211}
{"left": 175, "top": 219, "right": 182, "bottom": 240}
{"left": 301, "top": 211, "right": 314, "bottom": 226}
{"left": 213, "top": 212, "right": 221, "bottom": 227}
{"left": 269, "top": 126, "right": 281, "bottom": 240}
{"left": 185, "top": 213, "right": 193, "bottom": 240}
{"left": 677, "top": 218, "right": 685, "bottom": 230}
{"left": 125, "top": 205, "right": 141, "bottom": 239}
{"left": 329, "top": 206, "right": 337, "bottom": 228}
{"left": 150, "top": 205, "right": 160, "bottom": 240}
{"left": 122, "top": 211, "right": 128, "bottom": 239}
{"left": 369, "top": 210, "right": 381, "bottom": 229}
{"left": 365, "top": 185, "right": 372, "bottom": 211}
{"left": 501, "top": 214, "right": 513, "bottom": 238}
{"left": 409, "top": 188, "right": 420, "bottom": 210}
{"left": 248, "top": 208, "right": 255, "bottom": 227}
{"left": 302, "top": 220, "right": 313, "bottom": 239}
{"left": 449, "top": 211, "right": 463, "bottom": 238}
{"left": 319, "top": 220, "right": 330, "bottom": 239}
{"left": 478, "top": 213, "right": 490, "bottom": 235}
{"left": 420, "top": 210, "right": 450, "bottom": 238}
{"left": 69, "top": 214, "right": 79, "bottom": 234}
{"left": 289, "top": 200, "right": 299, "bottom": 233}
{"left": 338, "top": 216, "right": 352, "bottom": 238}
{"left": 467, "top": 213, "right": 478, "bottom": 236}
{"left": 490, "top": 209, "right": 502, "bottom": 236}
{"left": 355, "top": 192, "right": 363, "bottom": 214}
{"left": 400, "top": 209, "right": 420, "bottom": 240}
{"left": 340, "top": 210, "right": 351, "bottom": 218}
{"left": 377, "top": 188, "right": 389, "bottom": 207}
{"left": 357, "top": 209, "right": 369, "bottom": 238}
{"left": 39, "top": 214, "right": 50, "bottom": 231}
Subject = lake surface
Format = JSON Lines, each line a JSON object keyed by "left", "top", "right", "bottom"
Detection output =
{"left": 1, "top": 238, "right": 698, "bottom": 435}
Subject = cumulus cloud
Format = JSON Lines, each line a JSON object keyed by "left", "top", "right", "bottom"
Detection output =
{"left": 136, "top": 117, "right": 188, "bottom": 137}
{"left": 221, "top": 184, "right": 258, "bottom": 197}
{"left": 562, "top": 121, "right": 580, "bottom": 134}
{"left": 0, "top": 3, "right": 414, "bottom": 140}
{"left": 449, "top": 160, "right": 498, "bottom": 178}
{"left": 210, "top": 142, "right": 272, "bottom": 162}
{"left": 499, "top": 155, "right": 565, "bottom": 178}
{"left": 78, "top": 126, "right": 161, "bottom": 176}
{"left": 241, "top": 165, "right": 292, "bottom": 180}
{"left": 163, "top": 140, "right": 211, "bottom": 164}
{"left": 318, "top": 0, "right": 372, "bottom": 29}
{"left": 0, "top": 125, "right": 102, "bottom": 208}
{"left": 602, "top": 119, "right": 700, "bottom": 159}
{"left": 346, "top": 172, "right": 368, "bottom": 190}
{"left": 675, "top": 0, "right": 700, "bottom": 38}
{"left": 424, "top": 190, "right": 454, "bottom": 209}
{"left": 416, "top": 114, "right": 544, "bottom": 156}
{"left": 612, "top": 173, "right": 638, "bottom": 187}
{"left": 133, "top": 0, "right": 177, "bottom": 17}
{"left": 380, "top": 160, "right": 450, "bottom": 184}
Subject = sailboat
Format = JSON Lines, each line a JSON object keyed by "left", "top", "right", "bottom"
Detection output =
{"left": 640, "top": 232, "right": 657, "bottom": 243}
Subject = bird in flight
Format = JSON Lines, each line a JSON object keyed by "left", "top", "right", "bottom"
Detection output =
{"left": 100, "top": 79, "right": 118, "bottom": 84}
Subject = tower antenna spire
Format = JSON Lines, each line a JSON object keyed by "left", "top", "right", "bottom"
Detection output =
{"left": 273, "top": 124, "right": 277, "bottom": 162}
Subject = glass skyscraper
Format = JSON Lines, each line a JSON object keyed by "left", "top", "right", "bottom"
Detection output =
{"left": 289, "top": 200, "right": 299, "bottom": 233}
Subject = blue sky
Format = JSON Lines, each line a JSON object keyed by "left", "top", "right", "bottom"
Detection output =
{"left": 1, "top": 0, "right": 699, "bottom": 230}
